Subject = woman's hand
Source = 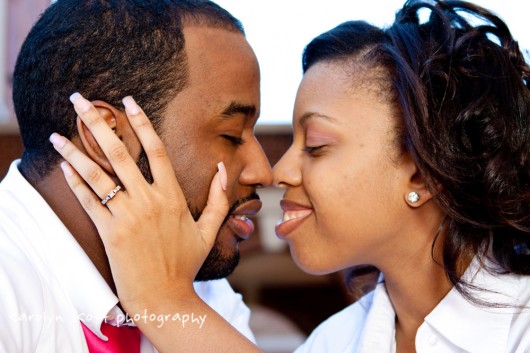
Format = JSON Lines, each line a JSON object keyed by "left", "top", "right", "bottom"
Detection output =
{"left": 50, "top": 93, "right": 261, "bottom": 352}
{"left": 49, "top": 93, "right": 229, "bottom": 311}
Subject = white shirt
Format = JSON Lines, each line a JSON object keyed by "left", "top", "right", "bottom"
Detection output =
{"left": 295, "top": 258, "right": 530, "bottom": 353}
{"left": 0, "top": 161, "right": 255, "bottom": 353}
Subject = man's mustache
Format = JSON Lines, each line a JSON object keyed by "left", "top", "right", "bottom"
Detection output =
{"left": 226, "top": 192, "right": 260, "bottom": 216}
{"left": 190, "top": 192, "right": 261, "bottom": 223}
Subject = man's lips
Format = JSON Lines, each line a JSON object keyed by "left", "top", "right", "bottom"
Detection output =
{"left": 275, "top": 199, "right": 313, "bottom": 239}
{"left": 226, "top": 199, "right": 262, "bottom": 240}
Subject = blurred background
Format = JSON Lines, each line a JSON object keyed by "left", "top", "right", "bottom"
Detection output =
{"left": 1, "top": 1, "right": 528, "bottom": 352}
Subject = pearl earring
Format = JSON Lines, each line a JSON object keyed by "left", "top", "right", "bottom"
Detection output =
{"left": 406, "top": 191, "right": 420, "bottom": 204}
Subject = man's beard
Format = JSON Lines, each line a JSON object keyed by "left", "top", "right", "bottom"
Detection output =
{"left": 189, "top": 205, "right": 241, "bottom": 281}
{"left": 137, "top": 149, "right": 251, "bottom": 281}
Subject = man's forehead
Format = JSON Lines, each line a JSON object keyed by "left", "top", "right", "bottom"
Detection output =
{"left": 166, "top": 26, "right": 260, "bottom": 127}
{"left": 181, "top": 26, "right": 255, "bottom": 70}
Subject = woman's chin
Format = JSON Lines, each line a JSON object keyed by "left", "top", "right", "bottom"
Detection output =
{"left": 288, "top": 246, "right": 343, "bottom": 276}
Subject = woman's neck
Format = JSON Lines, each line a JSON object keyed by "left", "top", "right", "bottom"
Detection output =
{"left": 378, "top": 212, "right": 453, "bottom": 352}
{"left": 385, "top": 260, "right": 451, "bottom": 352}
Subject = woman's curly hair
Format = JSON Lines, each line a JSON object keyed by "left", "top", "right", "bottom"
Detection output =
{"left": 303, "top": 0, "right": 530, "bottom": 302}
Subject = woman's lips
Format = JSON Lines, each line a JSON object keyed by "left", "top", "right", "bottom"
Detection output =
{"left": 275, "top": 200, "right": 313, "bottom": 239}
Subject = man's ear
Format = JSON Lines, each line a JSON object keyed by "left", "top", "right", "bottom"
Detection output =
{"left": 400, "top": 151, "right": 434, "bottom": 208}
{"left": 76, "top": 100, "right": 142, "bottom": 175}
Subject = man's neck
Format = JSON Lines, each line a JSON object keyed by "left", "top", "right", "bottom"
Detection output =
{"left": 21, "top": 163, "right": 117, "bottom": 294}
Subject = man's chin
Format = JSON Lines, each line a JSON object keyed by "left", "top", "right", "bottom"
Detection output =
{"left": 194, "top": 243, "right": 240, "bottom": 281}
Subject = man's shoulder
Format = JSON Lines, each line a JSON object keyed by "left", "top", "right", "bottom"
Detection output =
{"left": 0, "top": 233, "right": 47, "bottom": 310}
{"left": 193, "top": 278, "right": 246, "bottom": 317}
{"left": 0, "top": 234, "right": 94, "bottom": 353}
{"left": 0, "top": 241, "right": 47, "bottom": 352}
{"left": 0, "top": 218, "right": 41, "bottom": 276}
{"left": 193, "top": 278, "right": 241, "bottom": 301}
{"left": 193, "top": 279, "right": 255, "bottom": 341}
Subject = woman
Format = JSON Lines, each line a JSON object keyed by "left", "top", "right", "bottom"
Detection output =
{"left": 50, "top": 0, "right": 530, "bottom": 352}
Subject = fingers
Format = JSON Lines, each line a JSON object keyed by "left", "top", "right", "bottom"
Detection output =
{"left": 196, "top": 162, "right": 229, "bottom": 249}
{"left": 121, "top": 96, "right": 184, "bottom": 198}
{"left": 69, "top": 93, "right": 146, "bottom": 193}
{"left": 58, "top": 161, "right": 111, "bottom": 223}
{"left": 50, "top": 132, "right": 120, "bottom": 202}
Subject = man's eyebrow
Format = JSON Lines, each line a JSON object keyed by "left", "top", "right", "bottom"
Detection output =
{"left": 221, "top": 101, "right": 257, "bottom": 118}
{"left": 299, "top": 112, "right": 337, "bottom": 127}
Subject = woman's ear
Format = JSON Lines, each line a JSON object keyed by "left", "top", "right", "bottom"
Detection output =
{"left": 400, "top": 152, "right": 434, "bottom": 208}
{"left": 76, "top": 100, "right": 142, "bottom": 175}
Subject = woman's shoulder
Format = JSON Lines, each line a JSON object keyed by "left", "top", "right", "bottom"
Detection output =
{"left": 293, "top": 289, "right": 377, "bottom": 353}
{"left": 515, "top": 272, "right": 530, "bottom": 304}
{"left": 508, "top": 273, "right": 530, "bottom": 350}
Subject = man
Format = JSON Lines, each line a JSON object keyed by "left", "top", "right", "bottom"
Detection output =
{"left": 0, "top": 0, "right": 272, "bottom": 351}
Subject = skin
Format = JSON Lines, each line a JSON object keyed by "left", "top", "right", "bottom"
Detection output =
{"left": 163, "top": 26, "right": 270, "bottom": 217}
{"left": 53, "top": 94, "right": 262, "bottom": 353}
{"left": 157, "top": 26, "right": 272, "bottom": 278}
{"left": 28, "top": 25, "right": 272, "bottom": 293}
{"left": 54, "top": 61, "right": 453, "bottom": 352}
{"left": 273, "top": 61, "right": 450, "bottom": 352}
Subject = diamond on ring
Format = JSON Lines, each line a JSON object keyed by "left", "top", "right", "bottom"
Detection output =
{"left": 101, "top": 185, "right": 122, "bottom": 205}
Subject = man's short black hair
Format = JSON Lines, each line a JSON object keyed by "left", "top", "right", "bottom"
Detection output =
{"left": 13, "top": 0, "right": 243, "bottom": 178}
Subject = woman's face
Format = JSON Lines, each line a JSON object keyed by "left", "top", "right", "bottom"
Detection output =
{"left": 274, "top": 61, "right": 417, "bottom": 274}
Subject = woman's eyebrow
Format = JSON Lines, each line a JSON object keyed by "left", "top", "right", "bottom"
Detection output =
{"left": 299, "top": 112, "right": 337, "bottom": 127}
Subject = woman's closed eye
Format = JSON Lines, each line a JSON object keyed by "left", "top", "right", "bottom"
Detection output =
{"left": 303, "top": 129, "right": 337, "bottom": 157}
{"left": 303, "top": 145, "right": 327, "bottom": 156}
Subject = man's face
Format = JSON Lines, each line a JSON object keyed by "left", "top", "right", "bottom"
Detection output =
{"left": 159, "top": 26, "right": 272, "bottom": 280}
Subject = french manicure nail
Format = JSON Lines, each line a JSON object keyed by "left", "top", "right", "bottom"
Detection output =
{"left": 60, "top": 161, "right": 74, "bottom": 177}
{"left": 49, "top": 133, "right": 66, "bottom": 149}
{"left": 217, "top": 162, "right": 227, "bottom": 191}
{"left": 69, "top": 92, "right": 91, "bottom": 113}
{"left": 122, "top": 96, "right": 140, "bottom": 115}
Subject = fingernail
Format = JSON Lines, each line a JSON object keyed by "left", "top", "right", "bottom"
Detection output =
{"left": 69, "top": 92, "right": 91, "bottom": 113}
{"left": 122, "top": 96, "right": 140, "bottom": 115}
{"left": 60, "top": 161, "right": 74, "bottom": 177}
{"left": 217, "top": 162, "right": 227, "bottom": 191}
{"left": 49, "top": 133, "right": 66, "bottom": 149}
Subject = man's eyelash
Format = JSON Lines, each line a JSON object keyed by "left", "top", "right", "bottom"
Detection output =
{"left": 222, "top": 135, "right": 244, "bottom": 145}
